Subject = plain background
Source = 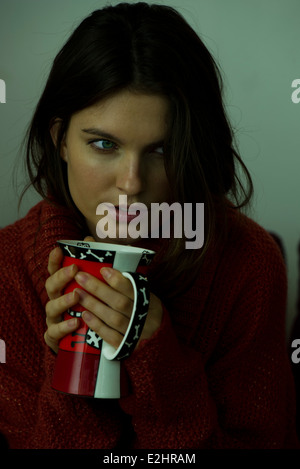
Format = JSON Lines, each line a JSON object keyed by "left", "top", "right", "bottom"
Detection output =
{"left": 0, "top": 0, "right": 299, "bottom": 338}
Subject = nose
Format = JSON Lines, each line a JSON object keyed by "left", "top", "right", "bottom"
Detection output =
{"left": 116, "top": 152, "right": 144, "bottom": 196}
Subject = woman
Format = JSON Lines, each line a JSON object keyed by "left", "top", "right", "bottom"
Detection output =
{"left": 0, "top": 2, "right": 298, "bottom": 449}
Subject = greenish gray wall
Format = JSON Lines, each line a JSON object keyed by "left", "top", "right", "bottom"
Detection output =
{"left": 0, "top": 0, "right": 299, "bottom": 338}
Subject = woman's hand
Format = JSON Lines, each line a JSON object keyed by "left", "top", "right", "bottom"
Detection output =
{"left": 74, "top": 267, "right": 163, "bottom": 350}
{"left": 44, "top": 245, "right": 80, "bottom": 354}
{"left": 44, "top": 238, "right": 163, "bottom": 354}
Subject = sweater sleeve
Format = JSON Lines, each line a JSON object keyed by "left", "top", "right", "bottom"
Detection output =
{"left": 120, "top": 309, "right": 219, "bottom": 448}
{"left": 0, "top": 273, "right": 123, "bottom": 448}
{"left": 0, "top": 220, "right": 125, "bottom": 449}
{"left": 26, "top": 344, "right": 127, "bottom": 449}
{"left": 120, "top": 245, "right": 299, "bottom": 449}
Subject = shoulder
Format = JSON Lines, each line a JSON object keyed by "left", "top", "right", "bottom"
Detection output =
{"left": 204, "top": 207, "right": 288, "bottom": 346}
{"left": 228, "top": 207, "right": 284, "bottom": 259}
{"left": 0, "top": 201, "right": 44, "bottom": 234}
{"left": 0, "top": 201, "right": 45, "bottom": 261}
{"left": 222, "top": 206, "right": 286, "bottom": 287}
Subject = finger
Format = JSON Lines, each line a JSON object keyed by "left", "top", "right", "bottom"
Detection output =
{"left": 77, "top": 288, "right": 130, "bottom": 334}
{"left": 44, "top": 317, "right": 79, "bottom": 354}
{"left": 82, "top": 311, "right": 124, "bottom": 350}
{"left": 47, "top": 236, "right": 93, "bottom": 277}
{"left": 101, "top": 268, "right": 135, "bottom": 299}
{"left": 75, "top": 271, "right": 134, "bottom": 317}
{"left": 47, "top": 247, "right": 64, "bottom": 276}
{"left": 84, "top": 236, "right": 95, "bottom": 242}
{"left": 45, "top": 289, "right": 80, "bottom": 326}
{"left": 45, "top": 263, "right": 78, "bottom": 300}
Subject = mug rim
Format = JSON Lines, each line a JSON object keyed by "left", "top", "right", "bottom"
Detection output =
{"left": 58, "top": 240, "right": 155, "bottom": 255}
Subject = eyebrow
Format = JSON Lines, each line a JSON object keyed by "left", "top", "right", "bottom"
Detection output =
{"left": 81, "top": 128, "right": 165, "bottom": 150}
{"left": 81, "top": 128, "right": 123, "bottom": 145}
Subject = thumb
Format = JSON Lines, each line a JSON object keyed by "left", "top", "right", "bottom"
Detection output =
{"left": 84, "top": 236, "right": 96, "bottom": 242}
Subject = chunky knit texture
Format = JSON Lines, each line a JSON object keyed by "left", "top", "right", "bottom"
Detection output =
{"left": 0, "top": 200, "right": 298, "bottom": 449}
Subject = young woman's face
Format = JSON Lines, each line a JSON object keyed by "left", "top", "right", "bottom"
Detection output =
{"left": 57, "top": 89, "right": 172, "bottom": 244}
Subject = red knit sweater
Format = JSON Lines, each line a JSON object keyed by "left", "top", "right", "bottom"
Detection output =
{"left": 0, "top": 200, "right": 298, "bottom": 449}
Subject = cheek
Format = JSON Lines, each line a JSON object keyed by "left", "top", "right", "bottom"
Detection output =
{"left": 68, "top": 165, "right": 91, "bottom": 193}
{"left": 66, "top": 149, "right": 103, "bottom": 189}
{"left": 152, "top": 170, "right": 172, "bottom": 201}
{"left": 67, "top": 161, "right": 104, "bottom": 208}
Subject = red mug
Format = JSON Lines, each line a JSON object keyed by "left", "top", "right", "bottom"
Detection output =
{"left": 51, "top": 240, "right": 155, "bottom": 398}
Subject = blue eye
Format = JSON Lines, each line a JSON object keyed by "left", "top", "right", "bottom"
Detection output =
{"left": 91, "top": 139, "right": 116, "bottom": 151}
{"left": 149, "top": 145, "right": 164, "bottom": 157}
{"left": 155, "top": 146, "right": 164, "bottom": 155}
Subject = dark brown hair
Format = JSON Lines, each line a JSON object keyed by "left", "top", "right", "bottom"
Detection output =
{"left": 22, "top": 2, "right": 253, "bottom": 297}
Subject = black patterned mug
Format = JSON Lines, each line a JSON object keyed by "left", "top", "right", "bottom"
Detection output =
{"left": 51, "top": 240, "right": 155, "bottom": 398}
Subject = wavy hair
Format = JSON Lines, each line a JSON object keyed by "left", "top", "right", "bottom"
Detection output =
{"left": 22, "top": 2, "right": 253, "bottom": 296}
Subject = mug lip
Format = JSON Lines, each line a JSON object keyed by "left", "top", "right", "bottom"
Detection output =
{"left": 58, "top": 240, "right": 155, "bottom": 255}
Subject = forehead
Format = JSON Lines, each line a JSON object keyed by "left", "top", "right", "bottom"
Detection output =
{"left": 70, "top": 90, "right": 171, "bottom": 140}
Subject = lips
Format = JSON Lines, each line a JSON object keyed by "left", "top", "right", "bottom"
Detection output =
{"left": 100, "top": 202, "right": 148, "bottom": 224}
{"left": 115, "top": 204, "right": 148, "bottom": 223}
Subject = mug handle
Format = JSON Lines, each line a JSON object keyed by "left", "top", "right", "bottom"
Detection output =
{"left": 102, "top": 272, "right": 150, "bottom": 361}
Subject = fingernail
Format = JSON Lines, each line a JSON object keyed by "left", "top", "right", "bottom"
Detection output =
{"left": 75, "top": 272, "right": 88, "bottom": 285}
{"left": 82, "top": 311, "right": 92, "bottom": 322}
{"left": 67, "top": 318, "right": 78, "bottom": 328}
{"left": 66, "top": 291, "right": 76, "bottom": 303}
{"left": 73, "top": 288, "right": 86, "bottom": 300}
{"left": 66, "top": 264, "right": 77, "bottom": 276}
{"left": 101, "top": 267, "right": 112, "bottom": 280}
